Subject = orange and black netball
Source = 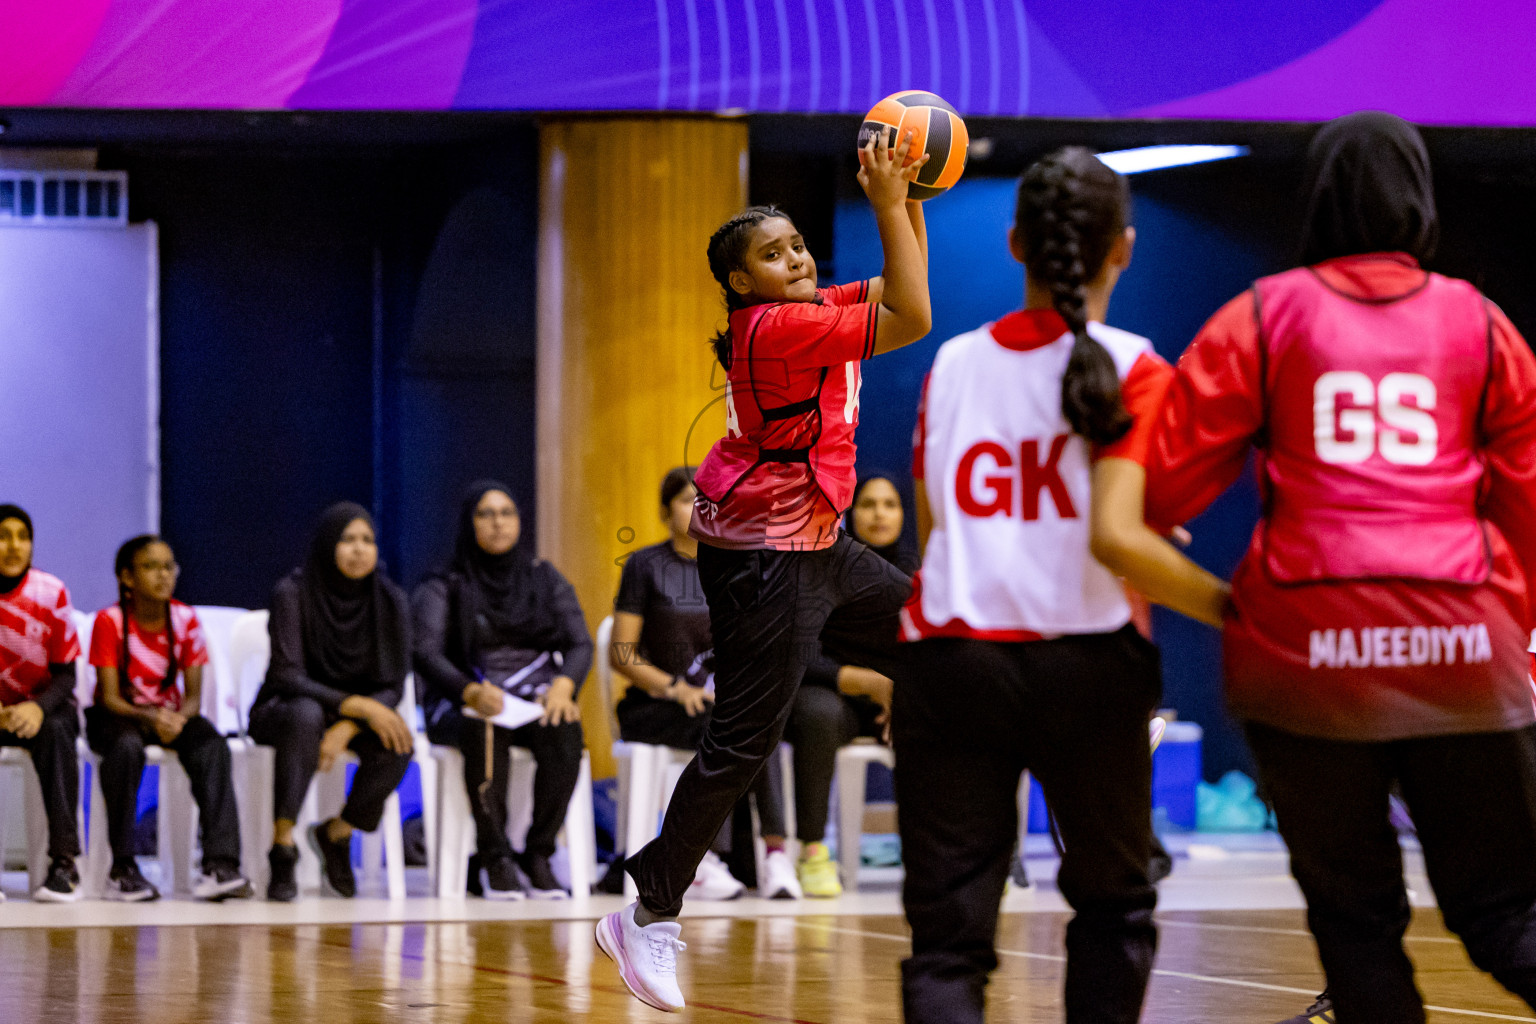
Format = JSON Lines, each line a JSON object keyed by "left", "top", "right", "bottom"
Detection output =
{"left": 857, "top": 90, "right": 969, "bottom": 201}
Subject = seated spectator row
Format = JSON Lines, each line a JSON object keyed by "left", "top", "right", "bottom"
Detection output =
{"left": 0, "top": 471, "right": 911, "bottom": 903}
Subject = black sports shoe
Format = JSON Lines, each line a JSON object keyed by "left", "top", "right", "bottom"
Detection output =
{"left": 32, "top": 857, "right": 81, "bottom": 903}
{"left": 104, "top": 859, "right": 160, "bottom": 903}
{"left": 308, "top": 820, "right": 357, "bottom": 898}
{"left": 484, "top": 855, "right": 525, "bottom": 901}
{"left": 195, "top": 861, "right": 254, "bottom": 902}
{"left": 267, "top": 844, "right": 299, "bottom": 902}
{"left": 517, "top": 850, "right": 567, "bottom": 900}
{"left": 1277, "top": 992, "right": 1335, "bottom": 1024}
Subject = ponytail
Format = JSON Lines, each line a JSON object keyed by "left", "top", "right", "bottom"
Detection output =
{"left": 1015, "top": 148, "right": 1133, "bottom": 446}
{"left": 705, "top": 205, "right": 790, "bottom": 369}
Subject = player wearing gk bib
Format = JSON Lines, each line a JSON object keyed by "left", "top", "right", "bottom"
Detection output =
{"left": 599, "top": 127, "right": 934, "bottom": 1013}
{"left": 1147, "top": 113, "right": 1536, "bottom": 1022}
{"left": 895, "top": 148, "right": 1228, "bottom": 1024}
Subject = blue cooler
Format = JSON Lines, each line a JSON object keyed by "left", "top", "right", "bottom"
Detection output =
{"left": 1152, "top": 721, "right": 1202, "bottom": 830}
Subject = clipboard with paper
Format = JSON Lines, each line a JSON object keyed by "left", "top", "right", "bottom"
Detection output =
{"left": 462, "top": 652, "right": 551, "bottom": 731}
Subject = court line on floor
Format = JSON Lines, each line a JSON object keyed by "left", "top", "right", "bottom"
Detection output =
{"left": 1155, "top": 918, "right": 1461, "bottom": 944}
{"left": 801, "top": 922, "right": 1535, "bottom": 1022}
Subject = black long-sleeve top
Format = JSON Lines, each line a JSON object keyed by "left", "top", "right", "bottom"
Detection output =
{"left": 412, "top": 564, "right": 593, "bottom": 719}
{"left": 252, "top": 574, "right": 409, "bottom": 713}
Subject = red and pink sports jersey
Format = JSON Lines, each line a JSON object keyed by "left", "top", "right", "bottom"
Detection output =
{"left": 0, "top": 569, "right": 80, "bottom": 705}
{"left": 1148, "top": 253, "right": 1536, "bottom": 740}
{"left": 89, "top": 601, "right": 207, "bottom": 711}
{"left": 692, "top": 280, "right": 878, "bottom": 551}
{"left": 903, "top": 309, "right": 1172, "bottom": 642}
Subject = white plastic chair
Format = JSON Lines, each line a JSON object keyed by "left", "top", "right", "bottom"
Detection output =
{"left": 432, "top": 743, "right": 596, "bottom": 899}
{"left": 75, "top": 609, "right": 202, "bottom": 897}
{"left": 192, "top": 605, "right": 252, "bottom": 736}
{"left": 233, "top": 609, "right": 412, "bottom": 900}
{"left": 600, "top": 614, "right": 795, "bottom": 897}
{"left": 830, "top": 740, "right": 1033, "bottom": 892}
{"left": 0, "top": 747, "right": 65, "bottom": 896}
{"left": 227, "top": 608, "right": 276, "bottom": 895}
{"left": 600, "top": 615, "right": 691, "bottom": 899}
{"left": 430, "top": 650, "right": 598, "bottom": 900}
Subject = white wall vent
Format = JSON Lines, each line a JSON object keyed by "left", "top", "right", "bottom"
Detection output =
{"left": 0, "top": 171, "right": 127, "bottom": 227}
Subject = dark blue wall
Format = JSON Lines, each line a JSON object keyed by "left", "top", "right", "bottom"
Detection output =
{"left": 119, "top": 132, "right": 540, "bottom": 609}
{"left": 832, "top": 160, "right": 1300, "bottom": 781}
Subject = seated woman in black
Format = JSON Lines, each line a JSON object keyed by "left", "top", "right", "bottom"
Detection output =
{"left": 413, "top": 481, "right": 590, "bottom": 900}
{"left": 611, "top": 467, "right": 791, "bottom": 900}
{"left": 786, "top": 472, "right": 917, "bottom": 898}
{"left": 248, "top": 503, "right": 414, "bottom": 901}
{"left": 87, "top": 535, "right": 252, "bottom": 902}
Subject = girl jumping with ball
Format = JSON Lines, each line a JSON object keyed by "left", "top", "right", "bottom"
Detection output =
{"left": 597, "top": 127, "right": 933, "bottom": 1013}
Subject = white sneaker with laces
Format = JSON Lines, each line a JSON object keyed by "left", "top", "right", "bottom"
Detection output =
{"left": 688, "top": 851, "right": 745, "bottom": 901}
{"left": 596, "top": 901, "right": 687, "bottom": 1012}
{"left": 760, "top": 849, "right": 802, "bottom": 900}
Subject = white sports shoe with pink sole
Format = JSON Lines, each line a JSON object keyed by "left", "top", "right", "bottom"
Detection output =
{"left": 596, "top": 901, "right": 687, "bottom": 1012}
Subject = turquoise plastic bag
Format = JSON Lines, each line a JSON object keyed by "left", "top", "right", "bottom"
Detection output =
{"left": 1195, "top": 770, "right": 1270, "bottom": 832}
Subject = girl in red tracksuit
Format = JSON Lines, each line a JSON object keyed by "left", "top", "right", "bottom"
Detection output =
{"left": 597, "top": 128, "right": 933, "bottom": 1014}
{"left": 1147, "top": 111, "right": 1536, "bottom": 1022}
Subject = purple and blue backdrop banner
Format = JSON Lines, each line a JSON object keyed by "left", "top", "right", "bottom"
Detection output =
{"left": 5, "top": 0, "right": 1535, "bottom": 126}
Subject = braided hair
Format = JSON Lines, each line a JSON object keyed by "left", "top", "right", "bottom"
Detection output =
{"left": 113, "top": 535, "right": 178, "bottom": 700}
{"left": 706, "top": 205, "right": 789, "bottom": 369}
{"left": 1015, "top": 147, "right": 1133, "bottom": 446}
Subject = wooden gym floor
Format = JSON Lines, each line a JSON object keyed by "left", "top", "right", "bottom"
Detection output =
{"left": 2, "top": 839, "right": 1532, "bottom": 1023}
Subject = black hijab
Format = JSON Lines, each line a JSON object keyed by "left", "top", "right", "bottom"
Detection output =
{"left": 0, "top": 504, "right": 33, "bottom": 595}
{"left": 846, "top": 473, "right": 919, "bottom": 576}
{"left": 1299, "top": 111, "right": 1438, "bottom": 266}
{"left": 450, "top": 481, "right": 563, "bottom": 658}
{"left": 298, "top": 502, "right": 408, "bottom": 685}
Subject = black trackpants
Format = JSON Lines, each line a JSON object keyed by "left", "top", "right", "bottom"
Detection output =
{"left": 628, "top": 532, "right": 911, "bottom": 917}
{"left": 893, "top": 627, "right": 1162, "bottom": 1024}
{"left": 618, "top": 698, "right": 788, "bottom": 839}
{"left": 1247, "top": 721, "right": 1536, "bottom": 1022}
{"left": 86, "top": 706, "right": 241, "bottom": 868}
{"left": 248, "top": 694, "right": 410, "bottom": 833}
{"left": 0, "top": 704, "right": 80, "bottom": 861}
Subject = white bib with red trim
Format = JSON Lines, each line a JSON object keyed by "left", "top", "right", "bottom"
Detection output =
{"left": 904, "top": 320, "right": 1153, "bottom": 640}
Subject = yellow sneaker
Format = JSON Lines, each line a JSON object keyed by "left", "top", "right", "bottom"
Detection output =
{"left": 797, "top": 843, "right": 843, "bottom": 898}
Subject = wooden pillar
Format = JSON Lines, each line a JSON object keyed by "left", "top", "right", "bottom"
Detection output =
{"left": 537, "top": 118, "right": 746, "bottom": 779}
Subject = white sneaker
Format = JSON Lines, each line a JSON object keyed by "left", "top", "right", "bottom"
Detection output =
{"left": 688, "top": 851, "right": 745, "bottom": 901}
{"left": 192, "top": 865, "right": 254, "bottom": 902}
{"left": 596, "top": 901, "right": 687, "bottom": 1012}
{"left": 760, "top": 849, "right": 802, "bottom": 900}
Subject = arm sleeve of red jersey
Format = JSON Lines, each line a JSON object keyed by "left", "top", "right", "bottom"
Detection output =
{"left": 765, "top": 300, "right": 878, "bottom": 367}
{"left": 1143, "top": 292, "right": 1266, "bottom": 530}
{"left": 88, "top": 609, "right": 118, "bottom": 668}
{"left": 911, "top": 371, "right": 931, "bottom": 480}
{"left": 1094, "top": 353, "right": 1174, "bottom": 466}
{"left": 819, "top": 281, "right": 872, "bottom": 306}
{"left": 48, "top": 590, "right": 81, "bottom": 665}
{"left": 1478, "top": 303, "right": 1536, "bottom": 622}
{"left": 182, "top": 609, "right": 210, "bottom": 668}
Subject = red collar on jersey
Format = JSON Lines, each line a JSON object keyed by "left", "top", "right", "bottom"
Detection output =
{"left": 989, "top": 309, "right": 1070, "bottom": 352}
{"left": 1310, "top": 251, "right": 1426, "bottom": 301}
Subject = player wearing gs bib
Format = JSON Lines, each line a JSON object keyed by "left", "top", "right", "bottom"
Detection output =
{"left": 599, "top": 128, "right": 934, "bottom": 1014}
{"left": 1147, "top": 113, "right": 1536, "bottom": 1021}
{"left": 894, "top": 149, "right": 1227, "bottom": 1024}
